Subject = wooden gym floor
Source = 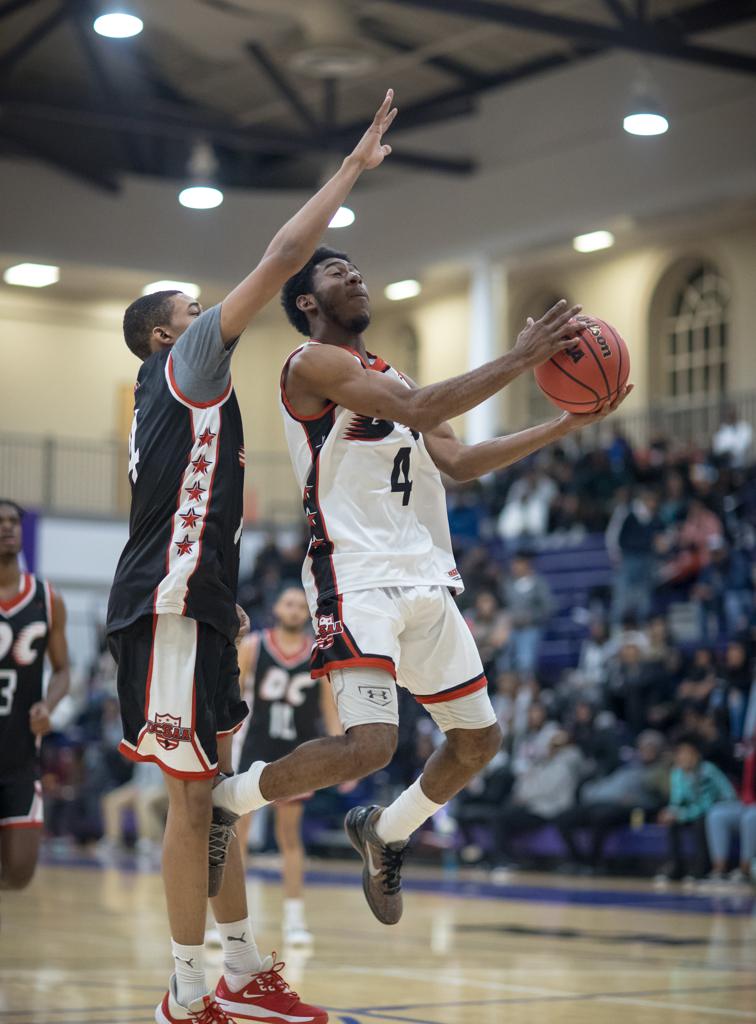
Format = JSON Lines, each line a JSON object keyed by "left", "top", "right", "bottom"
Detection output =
{"left": 0, "top": 849, "right": 754, "bottom": 1024}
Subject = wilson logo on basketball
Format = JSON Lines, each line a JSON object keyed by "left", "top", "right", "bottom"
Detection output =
{"left": 147, "top": 713, "right": 192, "bottom": 750}
{"left": 587, "top": 322, "right": 611, "bottom": 358}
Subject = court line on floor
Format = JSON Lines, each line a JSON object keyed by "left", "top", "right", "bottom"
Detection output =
{"left": 39, "top": 852, "right": 755, "bottom": 917}
{"left": 337, "top": 970, "right": 756, "bottom": 1022}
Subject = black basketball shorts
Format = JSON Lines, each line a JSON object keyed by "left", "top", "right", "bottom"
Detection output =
{"left": 0, "top": 775, "right": 43, "bottom": 829}
{"left": 109, "top": 613, "right": 248, "bottom": 780}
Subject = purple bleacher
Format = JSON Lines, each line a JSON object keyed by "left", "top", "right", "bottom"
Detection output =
{"left": 530, "top": 534, "right": 614, "bottom": 675}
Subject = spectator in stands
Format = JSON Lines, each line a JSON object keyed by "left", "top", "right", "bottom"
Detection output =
{"left": 661, "top": 498, "right": 724, "bottom": 589}
{"left": 501, "top": 553, "right": 553, "bottom": 677}
{"left": 608, "top": 488, "right": 663, "bottom": 624}
{"left": 712, "top": 406, "right": 753, "bottom": 469}
{"left": 606, "top": 638, "right": 663, "bottom": 737}
{"left": 720, "top": 641, "right": 753, "bottom": 740}
{"left": 565, "top": 699, "right": 621, "bottom": 777}
{"left": 492, "top": 671, "right": 534, "bottom": 746}
{"left": 497, "top": 467, "right": 557, "bottom": 542}
{"left": 656, "top": 734, "right": 736, "bottom": 882}
{"left": 704, "top": 799, "right": 756, "bottom": 886}
{"left": 510, "top": 701, "right": 560, "bottom": 777}
{"left": 658, "top": 471, "right": 689, "bottom": 529}
{"left": 100, "top": 761, "right": 167, "bottom": 856}
{"left": 492, "top": 730, "right": 585, "bottom": 869}
{"left": 556, "top": 730, "right": 668, "bottom": 871}
{"left": 464, "top": 590, "right": 509, "bottom": 679}
{"left": 562, "top": 621, "right": 613, "bottom": 703}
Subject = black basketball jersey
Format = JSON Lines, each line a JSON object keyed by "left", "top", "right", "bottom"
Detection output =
{"left": 107, "top": 346, "right": 245, "bottom": 643}
{"left": 239, "top": 630, "right": 319, "bottom": 764}
{"left": 0, "top": 574, "right": 52, "bottom": 779}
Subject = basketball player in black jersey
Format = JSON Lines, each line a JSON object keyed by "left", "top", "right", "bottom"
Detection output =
{"left": 106, "top": 92, "right": 398, "bottom": 1024}
{"left": 0, "top": 500, "right": 70, "bottom": 890}
{"left": 235, "top": 587, "right": 342, "bottom": 947}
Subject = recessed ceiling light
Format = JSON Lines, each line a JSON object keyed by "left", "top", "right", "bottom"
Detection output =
{"left": 178, "top": 186, "right": 224, "bottom": 210}
{"left": 384, "top": 279, "right": 422, "bottom": 301}
{"left": 3, "top": 263, "right": 60, "bottom": 288}
{"left": 93, "top": 12, "right": 143, "bottom": 38}
{"left": 572, "top": 230, "right": 615, "bottom": 254}
{"left": 623, "top": 111, "right": 669, "bottom": 136}
{"left": 143, "top": 280, "right": 201, "bottom": 299}
{"left": 328, "top": 206, "right": 355, "bottom": 229}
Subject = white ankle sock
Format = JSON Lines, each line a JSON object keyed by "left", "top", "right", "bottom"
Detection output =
{"left": 171, "top": 940, "right": 207, "bottom": 1007}
{"left": 375, "top": 775, "right": 443, "bottom": 845}
{"left": 216, "top": 918, "right": 263, "bottom": 990}
{"left": 212, "top": 761, "right": 270, "bottom": 816}
{"left": 283, "top": 898, "right": 306, "bottom": 928}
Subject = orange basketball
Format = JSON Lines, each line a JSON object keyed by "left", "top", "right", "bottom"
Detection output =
{"left": 534, "top": 315, "right": 630, "bottom": 414}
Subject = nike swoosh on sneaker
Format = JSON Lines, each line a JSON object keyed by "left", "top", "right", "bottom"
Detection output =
{"left": 365, "top": 844, "right": 380, "bottom": 878}
{"left": 218, "top": 997, "right": 315, "bottom": 1022}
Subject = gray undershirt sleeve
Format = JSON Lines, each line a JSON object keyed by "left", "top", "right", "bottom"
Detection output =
{"left": 171, "top": 303, "right": 239, "bottom": 404}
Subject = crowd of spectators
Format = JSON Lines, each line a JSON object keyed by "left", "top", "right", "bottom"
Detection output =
{"left": 38, "top": 410, "right": 756, "bottom": 887}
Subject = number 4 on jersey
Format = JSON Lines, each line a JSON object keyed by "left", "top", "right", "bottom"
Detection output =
{"left": 391, "top": 447, "right": 412, "bottom": 506}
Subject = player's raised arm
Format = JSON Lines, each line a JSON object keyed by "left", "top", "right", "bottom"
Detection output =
{"left": 29, "top": 591, "right": 70, "bottom": 738}
{"left": 218, "top": 91, "right": 397, "bottom": 344}
{"left": 423, "top": 385, "right": 633, "bottom": 482}
{"left": 286, "top": 301, "right": 584, "bottom": 433}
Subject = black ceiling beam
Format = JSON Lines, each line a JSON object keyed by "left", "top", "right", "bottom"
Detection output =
{"left": 323, "top": 78, "right": 337, "bottom": 127}
{"left": 655, "top": 0, "right": 756, "bottom": 36}
{"left": 335, "top": 45, "right": 599, "bottom": 141}
{"left": 0, "top": 0, "right": 45, "bottom": 21}
{"left": 246, "top": 42, "right": 320, "bottom": 132}
{"left": 387, "top": 148, "right": 475, "bottom": 175}
{"left": 361, "top": 16, "right": 489, "bottom": 87}
{"left": 602, "top": 0, "right": 633, "bottom": 26}
{"left": 0, "top": 121, "right": 119, "bottom": 192}
{"left": 0, "top": 2, "right": 69, "bottom": 80}
{"left": 385, "top": 0, "right": 756, "bottom": 76}
{"left": 2, "top": 98, "right": 473, "bottom": 175}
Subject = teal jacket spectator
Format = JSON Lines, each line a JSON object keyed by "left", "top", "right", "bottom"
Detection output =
{"left": 667, "top": 760, "right": 735, "bottom": 823}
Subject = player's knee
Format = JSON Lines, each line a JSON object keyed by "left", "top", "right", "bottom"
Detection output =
{"left": 348, "top": 724, "right": 398, "bottom": 775}
{"left": 168, "top": 779, "right": 213, "bottom": 833}
{"left": 1, "top": 861, "right": 36, "bottom": 890}
{"left": 450, "top": 723, "right": 502, "bottom": 771}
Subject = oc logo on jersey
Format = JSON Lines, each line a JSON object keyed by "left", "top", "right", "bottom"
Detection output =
{"left": 0, "top": 621, "right": 47, "bottom": 666}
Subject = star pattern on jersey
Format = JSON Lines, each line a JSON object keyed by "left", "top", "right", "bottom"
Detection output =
{"left": 306, "top": 510, "right": 318, "bottom": 528}
{"left": 191, "top": 453, "right": 213, "bottom": 476}
{"left": 186, "top": 482, "right": 205, "bottom": 503}
{"left": 175, "top": 534, "right": 194, "bottom": 557}
{"left": 179, "top": 508, "right": 201, "bottom": 529}
{"left": 197, "top": 429, "right": 216, "bottom": 448}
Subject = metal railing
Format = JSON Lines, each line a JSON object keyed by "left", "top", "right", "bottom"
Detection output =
{"left": 2, "top": 390, "right": 755, "bottom": 523}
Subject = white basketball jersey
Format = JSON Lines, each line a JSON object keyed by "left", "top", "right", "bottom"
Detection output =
{"left": 280, "top": 341, "right": 464, "bottom": 610}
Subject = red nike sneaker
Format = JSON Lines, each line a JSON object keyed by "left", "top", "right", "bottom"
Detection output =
{"left": 214, "top": 955, "right": 328, "bottom": 1023}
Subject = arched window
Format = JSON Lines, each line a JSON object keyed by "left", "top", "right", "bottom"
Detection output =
{"left": 658, "top": 262, "right": 730, "bottom": 401}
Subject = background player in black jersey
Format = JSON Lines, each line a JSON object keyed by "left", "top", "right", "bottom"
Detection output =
{"left": 234, "top": 586, "right": 342, "bottom": 947}
{"left": 0, "top": 499, "right": 70, "bottom": 890}
{"left": 106, "top": 92, "right": 398, "bottom": 1024}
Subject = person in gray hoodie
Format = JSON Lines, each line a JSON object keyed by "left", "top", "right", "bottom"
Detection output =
{"left": 491, "top": 730, "right": 585, "bottom": 867}
{"left": 555, "top": 730, "right": 668, "bottom": 870}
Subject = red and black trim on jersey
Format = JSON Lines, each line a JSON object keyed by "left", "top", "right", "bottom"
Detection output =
{"left": 414, "top": 672, "right": 488, "bottom": 705}
{"left": 310, "top": 593, "right": 397, "bottom": 679}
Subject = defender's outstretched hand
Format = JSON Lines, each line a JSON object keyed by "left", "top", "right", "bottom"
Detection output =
{"left": 513, "top": 300, "right": 584, "bottom": 368}
{"left": 350, "top": 89, "right": 398, "bottom": 171}
{"left": 560, "top": 384, "right": 634, "bottom": 430}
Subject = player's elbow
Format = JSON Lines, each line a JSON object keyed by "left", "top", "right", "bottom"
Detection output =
{"left": 402, "top": 397, "right": 440, "bottom": 435}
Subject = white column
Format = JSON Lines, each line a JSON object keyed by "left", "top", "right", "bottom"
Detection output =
{"left": 467, "top": 258, "right": 508, "bottom": 444}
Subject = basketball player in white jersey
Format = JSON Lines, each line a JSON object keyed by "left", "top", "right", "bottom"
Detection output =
{"left": 212, "top": 254, "right": 631, "bottom": 925}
